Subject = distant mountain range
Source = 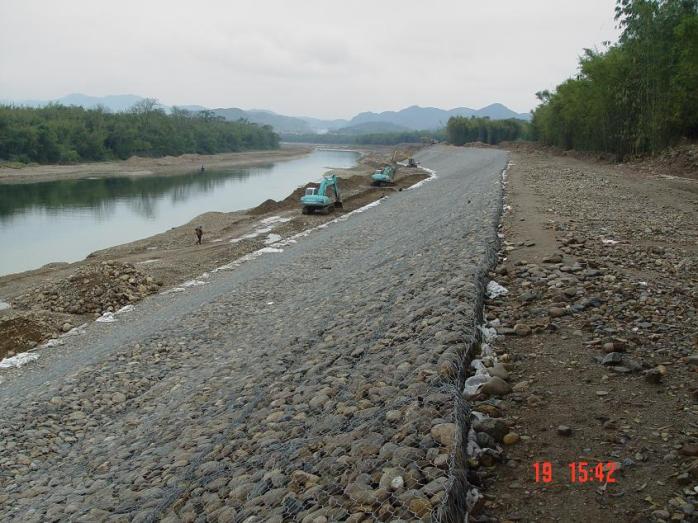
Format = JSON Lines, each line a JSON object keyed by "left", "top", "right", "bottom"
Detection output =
{"left": 348, "top": 104, "right": 531, "bottom": 130}
{"left": 2, "top": 93, "right": 532, "bottom": 134}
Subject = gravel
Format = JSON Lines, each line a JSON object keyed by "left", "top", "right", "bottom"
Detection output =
{"left": 0, "top": 145, "right": 508, "bottom": 522}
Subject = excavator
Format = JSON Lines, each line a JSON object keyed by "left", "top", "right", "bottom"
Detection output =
{"left": 300, "top": 174, "right": 343, "bottom": 214}
{"left": 371, "top": 150, "right": 399, "bottom": 186}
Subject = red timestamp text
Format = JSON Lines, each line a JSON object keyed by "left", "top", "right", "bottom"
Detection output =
{"left": 532, "top": 461, "right": 617, "bottom": 484}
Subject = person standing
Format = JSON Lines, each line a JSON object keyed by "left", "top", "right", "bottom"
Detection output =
{"left": 195, "top": 225, "right": 203, "bottom": 245}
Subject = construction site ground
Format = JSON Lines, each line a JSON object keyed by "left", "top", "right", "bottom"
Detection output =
{"left": 0, "top": 147, "right": 426, "bottom": 359}
{"left": 478, "top": 145, "right": 697, "bottom": 522}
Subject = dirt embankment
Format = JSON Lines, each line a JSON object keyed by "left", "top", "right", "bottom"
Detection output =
{"left": 499, "top": 140, "right": 698, "bottom": 181}
{"left": 0, "top": 147, "right": 427, "bottom": 358}
{"left": 0, "top": 145, "right": 312, "bottom": 184}
{"left": 465, "top": 147, "right": 697, "bottom": 522}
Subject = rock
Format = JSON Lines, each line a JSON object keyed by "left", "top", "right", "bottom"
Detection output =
{"left": 385, "top": 409, "right": 402, "bottom": 422}
{"left": 475, "top": 403, "right": 502, "bottom": 418}
{"left": 563, "top": 287, "right": 578, "bottom": 298}
{"left": 687, "top": 459, "right": 698, "bottom": 479}
{"left": 112, "top": 392, "right": 127, "bottom": 403}
{"left": 473, "top": 418, "right": 508, "bottom": 442}
{"left": 548, "top": 307, "right": 566, "bottom": 318}
{"left": 503, "top": 432, "right": 520, "bottom": 445}
{"left": 344, "top": 483, "right": 381, "bottom": 505}
{"left": 644, "top": 367, "right": 664, "bottom": 384}
{"left": 391, "top": 446, "right": 424, "bottom": 466}
{"left": 290, "top": 470, "right": 319, "bottom": 492}
{"left": 543, "top": 253, "right": 563, "bottom": 263}
{"left": 481, "top": 376, "right": 512, "bottom": 396}
{"left": 513, "top": 324, "right": 531, "bottom": 336}
{"left": 487, "top": 363, "right": 509, "bottom": 380}
{"left": 309, "top": 394, "right": 329, "bottom": 409}
{"left": 422, "top": 477, "right": 448, "bottom": 497}
{"left": 652, "top": 509, "right": 671, "bottom": 520}
{"left": 476, "top": 431, "right": 497, "bottom": 449}
{"left": 216, "top": 507, "right": 238, "bottom": 523}
{"left": 430, "top": 423, "right": 456, "bottom": 447}
{"left": 520, "top": 290, "right": 537, "bottom": 302}
{"left": 557, "top": 425, "right": 573, "bottom": 436}
{"left": 379, "top": 468, "right": 405, "bottom": 491}
{"left": 677, "top": 473, "right": 691, "bottom": 485}
{"left": 61, "top": 322, "right": 72, "bottom": 333}
{"left": 601, "top": 352, "right": 624, "bottom": 365}
{"left": 408, "top": 497, "right": 432, "bottom": 518}
{"left": 679, "top": 443, "right": 698, "bottom": 457}
{"left": 512, "top": 380, "right": 530, "bottom": 392}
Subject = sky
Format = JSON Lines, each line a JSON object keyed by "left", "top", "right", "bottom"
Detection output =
{"left": 0, "top": 0, "right": 620, "bottom": 119}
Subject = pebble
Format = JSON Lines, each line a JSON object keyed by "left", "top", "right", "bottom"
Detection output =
{"left": 481, "top": 376, "right": 513, "bottom": 396}
{"left": 487, "top": 363, "right": 509, "bottom": 380}
{"left": 513, "top": 324, "right": 531, "bottom": 337}
{"left": 557, "top": 425, "right": 572, "bottom": 436}
{"left": 503, "top": 432, "right": 520, "bottom": 445}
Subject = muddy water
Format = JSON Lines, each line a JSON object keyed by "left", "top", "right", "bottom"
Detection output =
{"left": 0, "top": 149, "right": 358, "bottom": 276}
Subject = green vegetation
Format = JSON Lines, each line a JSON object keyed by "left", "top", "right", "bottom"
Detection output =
{"left": 533, "top": 0, "right": 698, "bottom": 157}
{"left": 0, "top": 100, "right": 279, "bottom": 164}
{"left": 281, "top": 129, "right": 447, "bottom": 146}
{"left": 446, "top": 117, "right": 531, "bottom": 146}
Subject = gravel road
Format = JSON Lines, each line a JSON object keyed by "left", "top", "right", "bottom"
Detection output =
{"left": 0, "top": 146, "right": 508, "bottom": 522}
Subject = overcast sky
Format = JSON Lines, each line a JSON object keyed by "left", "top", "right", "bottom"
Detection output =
{"left": 0, "top": 0, "right": 620, "bottom": 119}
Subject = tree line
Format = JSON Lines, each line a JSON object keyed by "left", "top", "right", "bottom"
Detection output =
{"left": 281, "top": 129, "right": 447, "bottom": 146}
{"left": 0, "top": 100, "right": 280, "bottom": 164}
{"left": 532, "top": 0, "right": 698, "bottom": 158}
{"left": 446, "top": 117, "right": 531, "bottom": 146}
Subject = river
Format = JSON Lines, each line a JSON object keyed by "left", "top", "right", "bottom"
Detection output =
{"left": 0, "top": 149, "right": 359, "bottom": 276}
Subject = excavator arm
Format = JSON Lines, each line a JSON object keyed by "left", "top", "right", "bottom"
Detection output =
{"left": 300, "top": 174, "right": 342, "bottom": 214}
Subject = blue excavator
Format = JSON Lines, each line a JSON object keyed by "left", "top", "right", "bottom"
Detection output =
{"left": 371, "top": 150, "right": 399, "bottom": 186}
{"left": 300, "top": 174, "right": 343, "bottom": 215}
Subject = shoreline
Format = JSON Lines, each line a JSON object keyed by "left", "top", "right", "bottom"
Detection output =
{"left": 0, "top": 145, "right": 426, "bottom": 357}
{"left": 0, "top": 145, "right": 312, "bottom": 184}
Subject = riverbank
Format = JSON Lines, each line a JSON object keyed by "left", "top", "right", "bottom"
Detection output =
{"left": 0, "top": 145, "right": 312, "bottom": 184}
{"left": 0, "top": 146, "right": 505, "bottom": 522}
{"left": 0, "top": 146, "right": 426, "bottom": 358}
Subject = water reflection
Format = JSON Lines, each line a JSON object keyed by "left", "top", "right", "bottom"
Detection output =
{"left": 0, "top": 168, "right": 262, "bottom": 221}
{"left": 0, "top": 149, "right": 358, "bottom": 275}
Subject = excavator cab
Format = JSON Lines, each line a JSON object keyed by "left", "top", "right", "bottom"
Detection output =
{"left": 300, "top": 175, "right": 343, "bottom": 215}
{"left": 371, "top": 150, "right": 399, "bottom": 186}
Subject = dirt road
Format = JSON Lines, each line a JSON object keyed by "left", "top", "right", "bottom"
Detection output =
{"left": 0, "top": 146, "right": 508, "bottom": 522}
{"left": 475, "top": 147, "right": 697, "bottom": 522}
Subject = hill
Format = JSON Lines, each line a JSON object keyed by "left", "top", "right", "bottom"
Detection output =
{"left": 1, "top": 94, "right": 531, "bottom": 133}
{"left": 210, "top": 108, "right": 313, "bottom": 134}
{"left": 334, "top": 121, "right": 411, "bottom": 135}
{"left": 349, "top": 104, "right": 530, "bottom": 130}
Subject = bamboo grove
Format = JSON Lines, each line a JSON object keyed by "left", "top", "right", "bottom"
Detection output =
{"left": 446, "top": 117, "right": 531, "bottom": 146}
{"left": 532, "top": 0, "right": 698, "bottom": 158}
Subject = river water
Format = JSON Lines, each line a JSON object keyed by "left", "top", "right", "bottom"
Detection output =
{"left": 0, "top": 149, "right": 359, "bottom": 276}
